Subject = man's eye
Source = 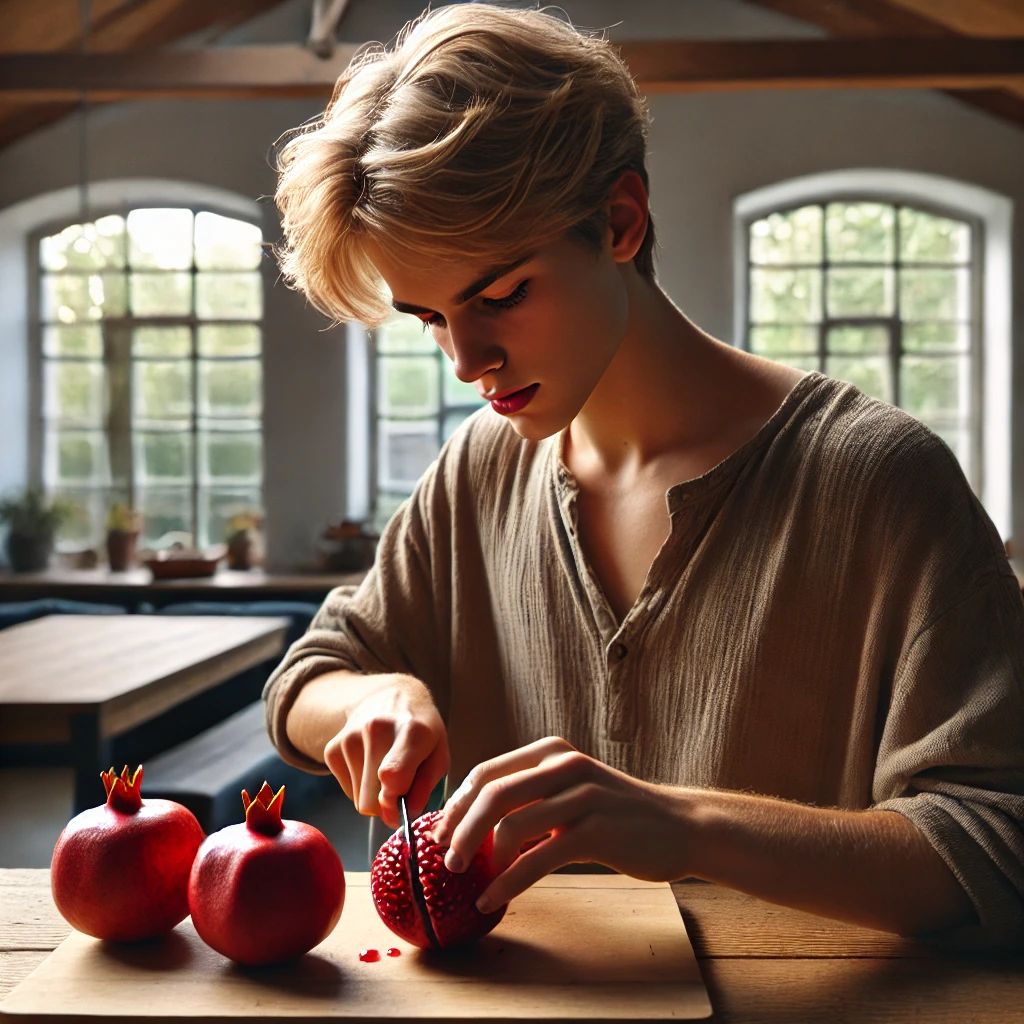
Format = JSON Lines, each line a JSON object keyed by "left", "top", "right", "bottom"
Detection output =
{"left": 420, "top": 313, "right": 447, "bottom": 331}
{"left": 483, "top": 280, "right": 530, "bottom": 311}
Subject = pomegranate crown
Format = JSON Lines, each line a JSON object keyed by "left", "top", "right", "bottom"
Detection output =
{"left": 101, "top": 765, "right": 143, "bottom": 813}
{"left": 242, "top": 781, "right": 285, "bottom": 835}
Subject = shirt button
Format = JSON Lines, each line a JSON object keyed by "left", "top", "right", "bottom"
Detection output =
{"left": 613, "top": 642, "right": 628, "bottom": 660}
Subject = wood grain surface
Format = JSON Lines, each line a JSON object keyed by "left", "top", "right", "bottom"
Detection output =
{"left": 0, "top": 616, "right": 288, "bottom": 712}
{"left": 0, "top": 873, "right": 711, "bottom": 1022}
{"left": 4, "top": 870, "right": 1023, "bottom": 1023}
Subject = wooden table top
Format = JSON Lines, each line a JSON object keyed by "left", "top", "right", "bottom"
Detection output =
{"left": 0, "top": 615, "right": 289, "bottom": 711}
{"left": 2, "top": 870, "right": 1021, "bottom": 1023}
{"left": 0, "top": 566, "right": 363, "bottom": 593}
{"left": 0, "top": 615, "right": 289, "bottom": 744}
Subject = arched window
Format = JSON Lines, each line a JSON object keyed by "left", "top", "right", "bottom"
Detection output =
{"left": 370, "top": 313, "right": 484, "bottom": 527}
{"left": 744, "top": 199, "right": 977, "bottom": 476}
{"left": 35, "top": 207, "right": 264, "bottom": 549}
{"left": 734, "top": 170, "right": 1012, "bottom": 540}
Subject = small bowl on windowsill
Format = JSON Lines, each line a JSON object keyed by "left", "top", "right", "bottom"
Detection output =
{"left": 141, "top": 545, "right": 226, "bottom": 580}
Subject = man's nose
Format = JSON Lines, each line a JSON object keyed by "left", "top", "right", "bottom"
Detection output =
{"left": 448, "top": 329, "right": 504, "bottom": 385}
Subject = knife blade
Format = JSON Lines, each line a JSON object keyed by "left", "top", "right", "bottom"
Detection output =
{"left": 400, "top": 794, "right": 440, "bottom": 949}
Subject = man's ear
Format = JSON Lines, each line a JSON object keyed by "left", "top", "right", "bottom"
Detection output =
{"left": 606, "top": 170, "right": 649, "bottom": 265}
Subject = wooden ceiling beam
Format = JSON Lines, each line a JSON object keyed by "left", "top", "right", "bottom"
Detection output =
{"left": 745, "top": 0, "right": 1024, "bottom": 129}
{"left": 0, "top": 38, "right": 1022, "bottom": 101}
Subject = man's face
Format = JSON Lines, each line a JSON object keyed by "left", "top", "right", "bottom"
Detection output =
{"left": 366, "top": 231, "right": 630, "bottom": 441}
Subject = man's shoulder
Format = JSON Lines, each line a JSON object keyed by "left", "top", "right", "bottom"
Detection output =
{"left": 797, "top": 373, "right": 957, "bottom": 485}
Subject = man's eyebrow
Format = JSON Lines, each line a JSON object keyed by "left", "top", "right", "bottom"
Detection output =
{"left": 390, "top": 253, "right": 535, "bottom": 315}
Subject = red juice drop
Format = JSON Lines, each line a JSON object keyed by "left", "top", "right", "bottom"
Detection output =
{"left": 386, "top": 947, "right": 401, "bottom": 957}
{"left": 359, "top": 948, "right": 381, "bottom": 962}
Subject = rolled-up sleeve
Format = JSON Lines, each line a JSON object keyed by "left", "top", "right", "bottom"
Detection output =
{"left": 873, "top": 571, "right": 1024, "bottom": 950}
{"left": 262, "top": 456, "right": 454, "bottom": 773}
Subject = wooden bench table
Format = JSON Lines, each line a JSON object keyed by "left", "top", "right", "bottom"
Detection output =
{"left": 0, "top": 615, "right": 288, "bottom": 811}
{"left": 1, "top": 870, "right": 1021, "bottom": 1022}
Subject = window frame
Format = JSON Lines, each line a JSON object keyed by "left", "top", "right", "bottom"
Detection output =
{"left": 27, "top": 201, "right": 266, "bottom": 548}
{"left": 737, "top": 195, "right": 983, "bottom": 491}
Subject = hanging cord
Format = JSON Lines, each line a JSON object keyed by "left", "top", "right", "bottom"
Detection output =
{"left": 78, "top": 0, "right": 92, "bottom": 222}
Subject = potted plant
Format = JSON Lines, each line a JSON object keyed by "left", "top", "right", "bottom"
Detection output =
{"left": 0, "top": 487, "right": 76, "bottom": 572}
{"left": 225, "top": 512, "right": 262, "bottom": 571}
{"left": 106, "top": 503, "right": 142, "bottom": 572}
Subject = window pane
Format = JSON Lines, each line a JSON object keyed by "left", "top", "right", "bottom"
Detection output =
{"left": 901, "top": 355, "right": 969, "bottom": 421}
{"left": 44, "top": 430, "right": 108, "bottom": 485}
{"left": 750, "top": 269, "right": 821, "bottom": 323}
{"left": 374, "top": 492, "right": 408, "bottom": 533}
{"left": 826, "top": 202, "right": 895, "bottom": 263}
{"left": 130, "top": 272, "right": 193, "bottom": 316}
{"left": 52, "top": 488, "right": 105, "bottom": 548}
{"left": 770, "top": 354, "right": 820, "bottom": 373}
{"left": 197, "top": 324, "right": 260, "bottom": 357}
{"left": 127, "top": 208, "right": 194, "bottom": 270}
{"left": 133, "top": 361, "right": 192, "bottom": 420}
{"left": 825, "top": 355, "right": 892, "bottom": 404}
{"left": 899, "top": 209, "right": 970, "bottom": 264}
{"left": 198, "top": 488, "right": 262, "bottom": 548}
{"left": 133, "top": 326, "right": 191, "bottom": 358}
{"left": 378, "top": 421, "right": 439, "bottom": 490}
{"left": 443, "top": 408, "right": 479, "bottom": 441}
{"left": 137, "top": 488, "right": 192, "bottom": 546}
{"left": 43, "top": 361, "right": 105, "bottom": 424}
{"left": 749, "top": 205, "right": 822, "bottom": 265}
{"left": 41, "top": 272, "right": 126, "bottom": 322}
{"left": 198, "top": 360, "right": 262, "bottom": 418}
{"left": 378, "top": 314, "right": 435, "bottom": 353}
{"left": 379, "top": 356, "right": 440, "bottom": 417}
{"left": 194, "top": 213, "right": 262, "bottom": 270}
{"left": 40, "top": 217, "right": 126, "bottom": 272}
{"left": 899, "top": 269, "right": 970, "bottom": 321}
{"left": 827, "top": 325, "right": 889, "bottom": 355}
{"left": 826, "top": 267, "right": 894, "bottom": 317}
{"left": 199, "top": 430, "right": 262, "bottom": 484}
{"left": 903, "top": 322, "right": 969, "bottom": 353}
{"left": 43, "top": 325, "right": 103, "bottom": 358}
{"left": 443, "top": 365, "right": 486, "bottom": 408}
{"left": 135, "top": 430, "right": 192, "bottom": 484}
{"left": 748, "top": 325, "right": 818, "bottom": 356}
{"left": 195, "top": 272, "right": 262, "bottom": 320}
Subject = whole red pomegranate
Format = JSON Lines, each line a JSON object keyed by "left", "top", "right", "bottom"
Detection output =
{"left": 51, "top": 765, "right": 204, "bottom": 942}
{"left": 371, "top": 809, "right": 506, "bottom": 949}
{"left": 188, "top": 782, "right": 345, "bottom": 965}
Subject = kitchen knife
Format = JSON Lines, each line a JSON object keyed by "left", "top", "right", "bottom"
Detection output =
{"left": 400, "top": 794, "right": 439, "bottom": 948}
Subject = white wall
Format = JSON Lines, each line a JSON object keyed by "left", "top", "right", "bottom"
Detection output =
{"left": 0, "top": 0, "right": 1020, "bottom": 566}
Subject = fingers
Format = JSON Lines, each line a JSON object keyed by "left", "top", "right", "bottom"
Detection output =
{"left": 475, "top": 827, "right": 585, "bottom": 914}
{"left": 377, "top": 720, "right": 449, "bottom": 828}
{"left": 443, "top": 748, "right": 593, "bottom": 872}
{"left": 489, "top": 782, "right": 599, "bottom": 872}
{"left": 434, "top": 736, "right": 575, "bottom": 846}
{"left": 322, "top": 734, "right": 354, "bottom": 803}
{"left": 402, "top": 736, "right": 450, "bottom": 819}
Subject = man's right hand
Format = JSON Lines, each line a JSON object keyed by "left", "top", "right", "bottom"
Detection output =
{"left": 320, "top": 673, "right": 449, "bottom": 829}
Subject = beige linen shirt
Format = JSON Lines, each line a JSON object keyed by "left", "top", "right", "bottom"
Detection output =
{"left": 264, "top": 371, "right": 1024, "bottom": 947}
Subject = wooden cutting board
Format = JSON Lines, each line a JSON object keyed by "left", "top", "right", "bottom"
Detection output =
{"left": 0, "top": 873, "right": 711, "bottom": 1022}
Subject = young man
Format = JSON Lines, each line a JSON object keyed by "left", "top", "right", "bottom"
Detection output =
{"left": 267, "top": 4, "right": 1024, "bottom": 947}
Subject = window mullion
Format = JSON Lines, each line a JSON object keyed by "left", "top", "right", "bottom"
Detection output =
{"left": 105, "top": 319, "right": 133, "bottom": 507}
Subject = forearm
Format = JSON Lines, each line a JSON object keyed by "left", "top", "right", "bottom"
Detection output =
{"left": 285, "top": 669, "right": 413, "bottom": 764}
{"left": 681, "top": 788, "right": 976, "bottom": 936}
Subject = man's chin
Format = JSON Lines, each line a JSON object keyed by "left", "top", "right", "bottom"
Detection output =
{"left": 496, "top": 408, "right": 567, "bottom": 444}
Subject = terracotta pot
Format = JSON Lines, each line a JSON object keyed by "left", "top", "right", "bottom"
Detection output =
{"left": 106, "top": 530, "right": 138, "bottom": 572}
{"left": 226, "top": 535, "right": 253, "bottom": 571}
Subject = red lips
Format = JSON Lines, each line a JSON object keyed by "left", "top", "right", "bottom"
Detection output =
{"left": 489, "top": 383, "right": 539, "bottom": 415}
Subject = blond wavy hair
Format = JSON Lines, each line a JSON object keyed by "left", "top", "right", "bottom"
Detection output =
{"left": 273, "top": 3, "right": 656, "bottom": 327}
